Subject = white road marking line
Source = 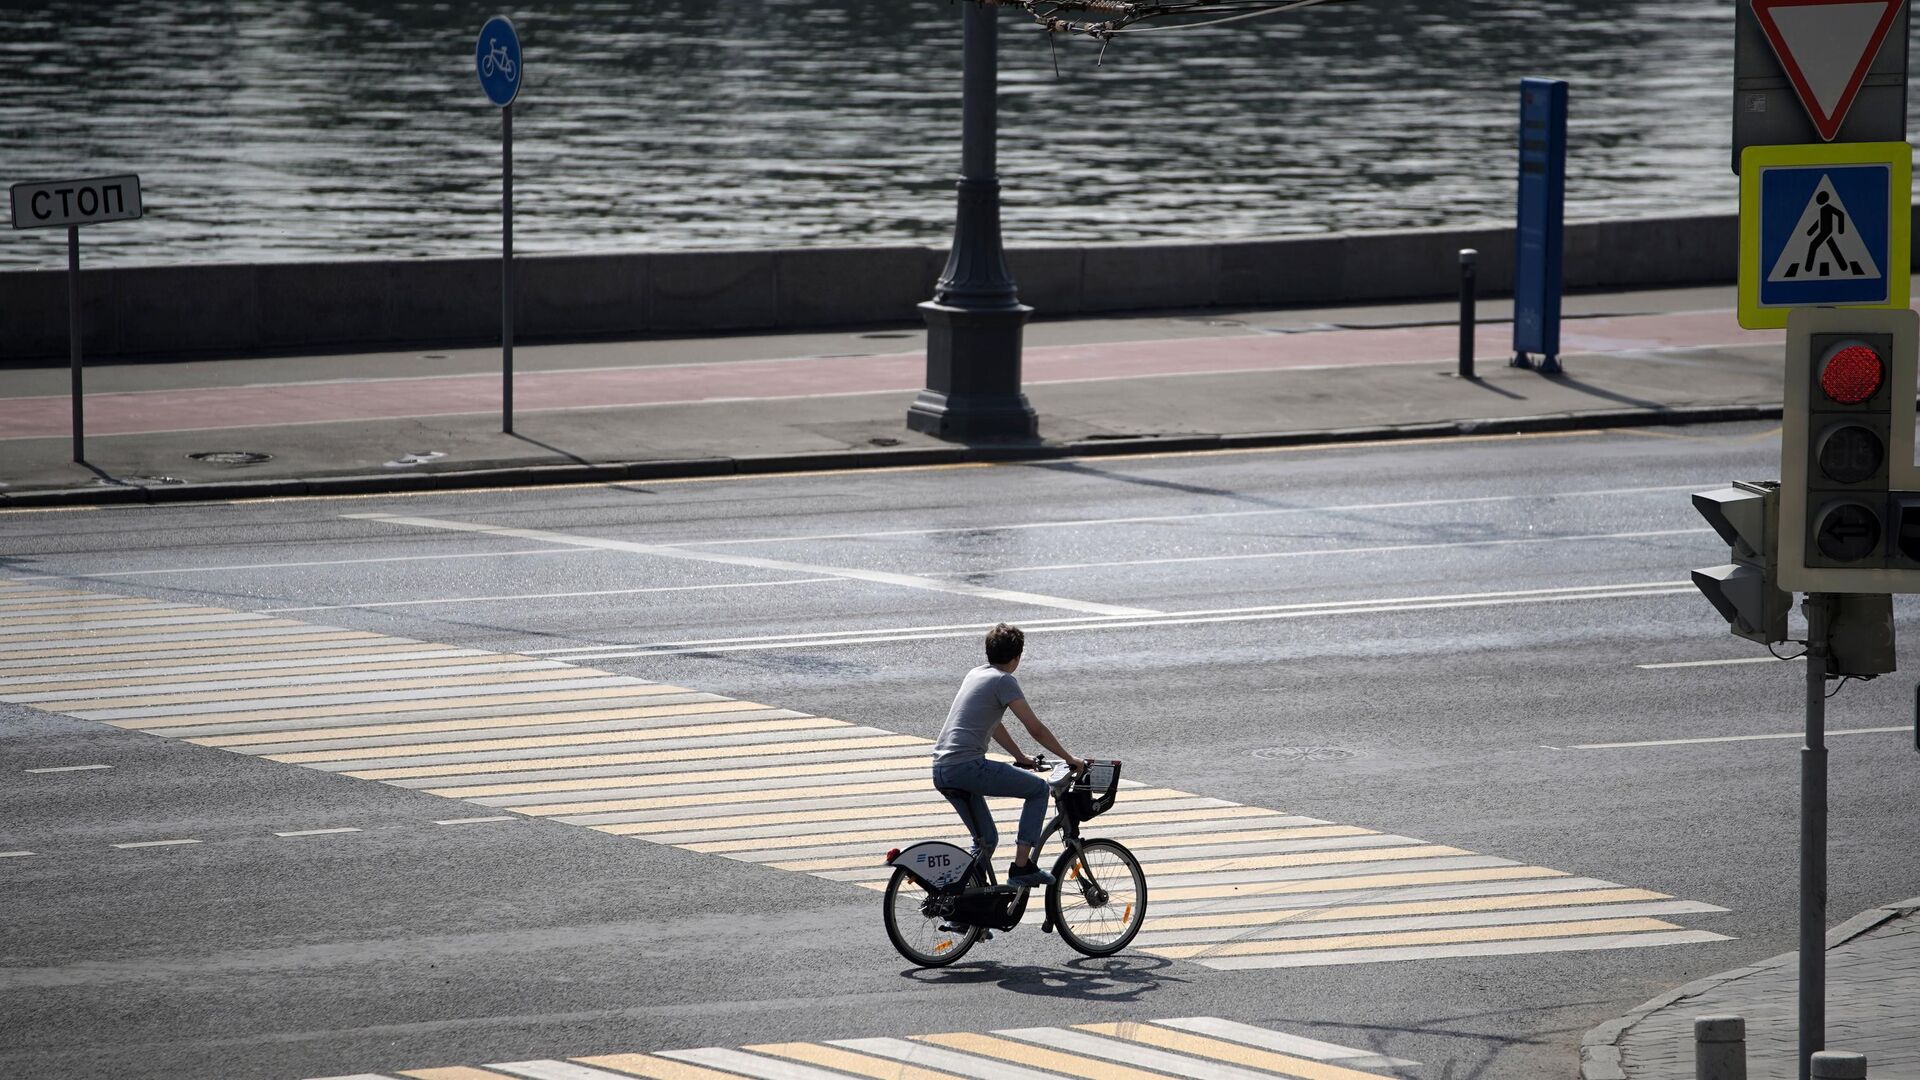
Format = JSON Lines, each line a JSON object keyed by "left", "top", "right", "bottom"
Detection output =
{"left": 23, "top": 764, "right": 112, "bottom": 773}
{"left": 993, "top": 1027, "right": 1278, "bottom": 1080}
{"left": 0, "top": 851, "right": 36, "bottom": 858}
{"left": 5, "top": 660, "right": 571, "bottom": 701}
{"left": 112, "top": 839, "right": 201, "bottom": 849}
{"left": 953, "top": 528, "right": 1713, "bottom": 576}
{"left": 1155, "top": 1016, "right": 1419, "bottom": 1068}
{"left": 824, "top": 1039, "right": 1063, "bottom": 1080}
{"left": 543, "top": 585, "right": 1695, "bottom": 658}
{"left": 487, "top": 1061, "right": 638, "bottom": 1080}
{"left": 348, "top": 513, "right": 1159, "bottom": 618}
{"left": 1638, "top": 656, "right": 1793, "bottom": 669}
{"left": 259, "top": 578, "right": 845, "bottom": 612}
{"left": 528, "top": 580, "right": 1689, "bottom": 656}
{"left": 1574, "top": 726, "right": 1906, "bottom": 749}
{"left": 8, "top": 546, "right": 593, "bottom": 582}
{"left": 663, "top": 1048, "right": 874, "bottom": 1080}
{"left": 675, "top": 482, "right": 1705, "bottom": 548}
{"left": 434, "top": 815, "right": 515, "bottom": 825}
{"left": 274, "top": 827, "right": 363, "bottom": 837}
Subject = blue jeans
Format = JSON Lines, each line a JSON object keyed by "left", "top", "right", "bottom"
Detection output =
{"left": 932, "top": 756, "right": 1050, "bottom": 858}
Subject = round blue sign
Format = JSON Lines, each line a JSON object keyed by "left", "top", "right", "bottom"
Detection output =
{"left": 475, "top": 15, "right": 522, "bottom": 107}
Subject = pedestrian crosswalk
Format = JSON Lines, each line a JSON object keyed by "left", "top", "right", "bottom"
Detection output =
{"left": 301, "top": 1015, "right": 1419, "bottom": 1080}
{"left": 0, "top": 576, "right": 1730, "bottom": 969}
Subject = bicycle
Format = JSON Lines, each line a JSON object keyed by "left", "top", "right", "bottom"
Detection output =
{"left": 881, "top": 756, "right": 1147, "bottom": 967}
{"left": 481, "top": 39, "right": 517, "bottom": 81}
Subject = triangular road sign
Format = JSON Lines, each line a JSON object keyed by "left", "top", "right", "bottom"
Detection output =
{"left": 1752, "top": 0, "right": 1904, "bottom": 140}
{"left": 1768, "top": 174, "right": 1883, "bottom": 282}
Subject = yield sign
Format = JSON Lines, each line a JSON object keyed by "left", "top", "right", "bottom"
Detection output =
{"left": 1752, "top": 0, "right": 1905, "bottom": 140}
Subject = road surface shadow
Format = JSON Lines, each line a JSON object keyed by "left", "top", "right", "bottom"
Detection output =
{"left": 901, "top": 953, "right": 1183, "bottom": 1002}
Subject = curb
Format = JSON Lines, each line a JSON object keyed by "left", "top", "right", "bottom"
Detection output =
{"left": 0, "top": 401, "right": 1781, "bottom": 510}
{"left": 1578, "top": 897, "right": 1920, "bottom": 1080}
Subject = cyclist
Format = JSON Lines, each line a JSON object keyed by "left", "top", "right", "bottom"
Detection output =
{"left": 931, "top": 623, "right": 1087, "bottom": 889}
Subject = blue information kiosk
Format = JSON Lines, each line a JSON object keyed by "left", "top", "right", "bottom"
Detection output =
{"left": 1513, "top": 78, "right": 1568, "bottom": 373}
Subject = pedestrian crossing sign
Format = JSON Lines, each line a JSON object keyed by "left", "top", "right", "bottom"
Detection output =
{"left": 1739, "top": 141, "right": 1911, "bottom": 329}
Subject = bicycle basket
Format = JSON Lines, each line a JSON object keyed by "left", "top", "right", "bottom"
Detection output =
{"left": 1065, "top": 759, "right": 1121, "bottom": 822}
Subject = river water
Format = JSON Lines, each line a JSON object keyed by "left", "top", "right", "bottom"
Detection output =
{"left": 0, "top": 1, "right": 1779, "bottom": 269}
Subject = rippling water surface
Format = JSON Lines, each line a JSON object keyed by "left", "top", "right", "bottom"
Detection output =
{"left": 1, "top": 1, "right": 1765, "bottom": 268}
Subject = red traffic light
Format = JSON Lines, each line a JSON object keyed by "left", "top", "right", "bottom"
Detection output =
{"left": 1819, "top": 344, "right": 1885, "bottom": 404}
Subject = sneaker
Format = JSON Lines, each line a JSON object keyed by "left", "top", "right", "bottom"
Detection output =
{"left": 1008, "top": 861, "right": 1055, "bottom": 888}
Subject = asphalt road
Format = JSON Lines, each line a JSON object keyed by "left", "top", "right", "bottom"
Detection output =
{"left": 2, "top": 421, "right": 1915, "bottom": 1080}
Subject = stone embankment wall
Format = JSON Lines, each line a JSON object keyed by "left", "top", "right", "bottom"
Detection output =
{"left": 0, "top": 212, "right": 1791, "bottom": 361}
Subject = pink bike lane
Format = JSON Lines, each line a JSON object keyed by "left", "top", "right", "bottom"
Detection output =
{"left": 0, "top": 309, "right": 1772, "bottom": 441}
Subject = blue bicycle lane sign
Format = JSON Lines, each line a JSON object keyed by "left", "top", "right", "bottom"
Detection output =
{"left": 476, "top": 15, "right": 522, "bottom": 107}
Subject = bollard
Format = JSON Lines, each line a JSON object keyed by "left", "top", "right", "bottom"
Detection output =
{"left": 1810, "top": 1051, "right": 1867, "bottom": 1079}
{"left": 1458, "top": 248, "right": 1478, "bottom": 379}
{"left": 1695, "top": 1016, "right": 1747, "bottom": 1080}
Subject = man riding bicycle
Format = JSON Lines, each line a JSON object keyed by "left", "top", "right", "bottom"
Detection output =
{"left": 931, "top": 623, "right": 1086, "bottom": 889}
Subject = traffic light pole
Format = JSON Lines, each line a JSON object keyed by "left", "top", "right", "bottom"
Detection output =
{"left": 1799, "top": 591, "right": 1831, "bottom": 1080}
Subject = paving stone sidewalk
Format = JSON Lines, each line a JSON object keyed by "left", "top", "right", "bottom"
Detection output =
{"left": 1584, "top": 897, "right": 1920, "bottom": 1080}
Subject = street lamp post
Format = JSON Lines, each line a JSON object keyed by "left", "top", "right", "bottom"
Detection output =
{"left": 908, "top": 0, "right": 1038, "bottom": 440}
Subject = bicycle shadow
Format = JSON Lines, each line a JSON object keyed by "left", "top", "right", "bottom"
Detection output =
{"left": 899, "top": 953, "right": 1184, "bottom": 1002}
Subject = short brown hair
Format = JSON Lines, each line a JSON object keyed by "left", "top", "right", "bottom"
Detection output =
{"left": 985, "top": 623, "right": 1024, "bottom": 665}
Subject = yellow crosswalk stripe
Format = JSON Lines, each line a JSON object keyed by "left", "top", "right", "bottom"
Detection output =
{"left": 0, "top": 616, "right": 305, "bottom": 642}
{"left": 1141, "top": 916, "right": 1680, "bottom": 959}
{"left": 0, "top": 641, "right": 444, "bottom": 676}
{"left": 572, "top": 1054, "right": 748, "bottom": 1080}
{"left": 1080, "top": 1023, "right": 1387, "bottom": 1080}
{"left": 0, "top": 600, "right": 179, "bottom": 621}
{"left": 0, "top": 629, "right": 380, "bottom": 660}
{"left": 0, "top": 654, "right": 535, "bottom": 693}
{"left": 1143, "top": 888, "right": 1669, "bottom": 931}
{"left": 118, "top": 684, "right": 686, "bottom": 728}
{"left": 916, "top": 1033, "right": 1171, "bottom": 1080}
{"left": 398, "top": 1068, "right": 515, "bottom": 1080}
{"left": 1119, "top": 825, "right": 1374, "bottom": 849}
{"left": 514, "top": 777, "right": 932, "bottom": 817}
{"left": 1142, "top": 844, "right": 1470, "bottom": 877}
{"left": 183, "top": 703, "right": 750, "bottom": 747}
{"left": 346, "top": 734, "right": 929, "bottom": 780}
{"left": 426, "top": 755, "right": 931, "bottom": 798}
{"left": 1151, "top": 865, "right": 1571, "bottom": 903}
{"left": 748, "top": 1042, "right": 970, "bottom": 1080}
{"left": 50, "top": 667, "right": 630, "bottom": 709}
{"left": 265, "top": 712, "right": 837, "bottom": 763}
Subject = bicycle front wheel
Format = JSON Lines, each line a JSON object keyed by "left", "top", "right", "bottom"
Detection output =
{"left": 1047, "top": 838, "right": 1147, "bottom": 956}
{"left": 883, "top": 867, "right": 979, "bottom": 967}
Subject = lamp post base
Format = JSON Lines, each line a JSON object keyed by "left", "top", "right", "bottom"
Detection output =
{"left": 908, "top": 300, "right": 1037, "bottom": 441}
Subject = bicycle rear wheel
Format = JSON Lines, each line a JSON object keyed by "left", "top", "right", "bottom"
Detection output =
{"left": 883, "top": 867, "right": 980, "bottom": 967}
{"left": 1047, "top": 838, "right": 1147, "bottom": 956}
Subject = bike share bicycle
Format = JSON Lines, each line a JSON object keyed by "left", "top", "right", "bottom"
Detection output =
{"left": 881, "top": 756, "right": 1147, "bottom": 966}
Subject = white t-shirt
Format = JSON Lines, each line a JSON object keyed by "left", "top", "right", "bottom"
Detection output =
{"left": 932, "top": 665, "right": 1024, "bottom": 764}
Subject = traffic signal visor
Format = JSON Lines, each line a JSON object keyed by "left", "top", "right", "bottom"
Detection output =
{"left": 1691, "top": 482, "right": 1790, "bottom": 644}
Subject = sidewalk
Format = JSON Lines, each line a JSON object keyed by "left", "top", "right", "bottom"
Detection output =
{"left": 0, "top": 284, "right": 1784, "bottom": 506}
{"left": 1583, "top": 897, "right": 1920, "bottom": 1080}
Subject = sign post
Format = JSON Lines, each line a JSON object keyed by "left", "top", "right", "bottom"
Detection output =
{"left": 1728, "top": 7, "right": 1912, "bottom": 1076}
{"left": 476, "top": 15, "right": 522, "bottom": 435}
{"left": 8, "top": 174, "right": 144, "bottom": 463}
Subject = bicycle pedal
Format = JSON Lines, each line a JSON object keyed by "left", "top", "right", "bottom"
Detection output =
{"left": 978, "top": 929, "right": 993, "bottom": 942}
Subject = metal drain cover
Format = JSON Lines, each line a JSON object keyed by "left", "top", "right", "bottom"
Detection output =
{"left": 188, "top": 451, "right": 273, "bottom": 465}
{"left": 1252, "top": 746, "right": 1361, "bottom": 763}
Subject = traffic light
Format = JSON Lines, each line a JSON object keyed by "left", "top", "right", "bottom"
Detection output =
{"left": 1692, "top": 481, "right": 1791, "bottom": 643}
{"left": 1779, "top": 307, "right": 1920, "bottom": 593}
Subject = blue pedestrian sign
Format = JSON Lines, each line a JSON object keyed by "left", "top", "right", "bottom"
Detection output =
{"left": 1739, "top": 142, "right": 1911, "bottom": 329}
{"left": 475, "top": 15, "right": 522, "bottom": 108}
